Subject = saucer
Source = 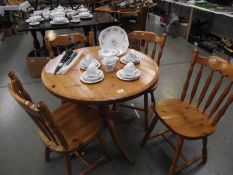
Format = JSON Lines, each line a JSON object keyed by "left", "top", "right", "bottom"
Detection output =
{"left": 80, "top": 59, "right": 101, "bottom": 70}
{"left": 79, "top": 14, "right": 93, "bottom": 19}
{"left": 116, "top": 69, "right": 140, "bottom": 81}
{"left": 29, "top": 22, "right": 40, "bottom": 26}
{"left": 71, "top": 19, "right": 81, "bottom": 23}
{"left": 120, "top": 55, "right": 140, "bottom": 64}
{"left": 80, "top": 70, "right": 104, "bottom": 84}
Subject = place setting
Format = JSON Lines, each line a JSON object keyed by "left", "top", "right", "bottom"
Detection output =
{"left": 116, "top": 62, "right": 140, "bottom": 81}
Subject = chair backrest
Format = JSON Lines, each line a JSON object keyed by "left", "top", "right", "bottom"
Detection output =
{"left": 45, "top": 32, "right": 94, "bottom": 58}
{"left": 7, "top": 71, "right": 68, "bottom": 149}
{"left": 127, "top": 31, "right": 167, "bottom": 66}
{"left": 181, "top": 48, "right": 233, "bottom": 126}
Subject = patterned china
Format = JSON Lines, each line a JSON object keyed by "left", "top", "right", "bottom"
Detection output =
{"left": 99, "top": 26, "right": 129, "bottom": 56}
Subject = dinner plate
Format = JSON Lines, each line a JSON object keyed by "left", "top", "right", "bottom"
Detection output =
{"left": 99, "top": 26, "right": 129, "bottom": 56}
{"left": 80, "top": 59, "right": 101, "bottom": 70}
{"left": 120, "top": 55, "right": 140, "bottom": 64}
{"left": 80, "top": 70, "right": 104, "bottom": 84}
{"left": 116, "top": 69, "right": 140, "bottom": 81}
{"left": 50, "top": 20, "right": 69, "bottom": 25}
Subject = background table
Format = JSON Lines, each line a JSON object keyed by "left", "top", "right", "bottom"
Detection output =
{"left": 17, "top": 11, "right": 118, "bottom": 49}
{"left": 41, "top": 46, "right": 159, "bottom": 164}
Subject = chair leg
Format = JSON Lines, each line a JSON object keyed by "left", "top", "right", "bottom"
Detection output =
{"left": 202, "top": 137, "right": 208, "bottom": 163}
{"left": 45, "top": 146, "right": 51, "bottom": 162}
{"left": 168, "top": 137, "right": 184, "bottom": 175}
{"left": 64, "top": 153, "right": 72, "bottom": 175}
{"left": 97, "top": 132, "right": 111, "bottom": 159}
{"left": 144, "top": 93, "right": 149, "bottom": 131}
{"left": 140, "top": 115, "right": 159, "bottom": 147}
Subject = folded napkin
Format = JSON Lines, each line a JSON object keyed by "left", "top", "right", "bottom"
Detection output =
{"left": 45, "top": 51, "right": 81, "bottom": 74}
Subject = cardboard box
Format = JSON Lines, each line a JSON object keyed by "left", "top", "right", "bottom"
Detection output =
{"left": 27, "top": 50, "right": 50, "bottom": 78}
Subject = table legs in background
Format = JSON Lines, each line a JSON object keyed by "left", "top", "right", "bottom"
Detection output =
{"left": 30, "top": 30, "right": 46, "bottom": 49}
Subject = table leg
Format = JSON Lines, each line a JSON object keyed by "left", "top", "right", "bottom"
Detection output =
{"left": 31, "top": 31, "right": 40, "bottom": 49}
{"left": 106, "top": 117, "right": 135, "bottom": 165}
{"left": 40, "top": 30, "right": 46, "bottom": 46}
{"left": 93, "top": 26, "right": 97, "bottom": 46}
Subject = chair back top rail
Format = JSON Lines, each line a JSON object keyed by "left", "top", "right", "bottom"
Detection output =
{"left": 127, "top": 31, "right": 167, "bottom": 66}
{"left": 180, "top": 48, "right": 233, "bottom": 126}
{"left": 7, "top": 71, "right": 68, "bottom": 149}
{"left": 45, "top": 32, "right": 94, "bottom": 58}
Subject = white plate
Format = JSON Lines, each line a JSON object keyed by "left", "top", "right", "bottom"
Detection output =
{"left": 29, "top": 22, "right": 40, "bottom": 26}
{"left": 116, "top": 69, "right": 140, "bottom": 81}
{"left": 80, "top": 70, "right": 104, "bottom": 84}
{"left": 120, "top": 55, "right": 140, "bottom": 64}
{"left": 71, "top": 19, "right": 81, "bottom": 23}
{"left": 80, "top": 59, "right": 101, "bottom": 70}
{"left": 99, "top": 26, "right": 129, "bottom": 56}
{"left": 50, "top": 20, "right": 69, "bottom": 25}
{"left": 79, "top": 14, "right": 93, "bottom": 19}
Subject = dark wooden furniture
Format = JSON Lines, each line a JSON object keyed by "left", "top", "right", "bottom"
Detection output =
{"left": 41, "top": 46, "right": 159, "bottom": 165}
{"left": 45, "top": 31, "right": 94, "bottom": 57}
{"left": 119, "top": 31, "right": 167, "bottom": 131}
{"left": 141, "top": 48, "right": 233, "bottom": 175}
{"left": 8, "top": 71, "right": 110, "bottom": 175}
{"left": 16, "top": 11, "right": 118, "bottom": 49}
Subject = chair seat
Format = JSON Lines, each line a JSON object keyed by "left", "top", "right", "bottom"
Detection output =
{"left": 39, "top": 103, "right": 102, "bottom": 152}
{"left": 155, "top": 99, "right": 215, "bottom": 139}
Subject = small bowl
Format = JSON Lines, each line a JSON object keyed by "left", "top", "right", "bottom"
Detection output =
{"left": 98, "top": 49, "right": 117, "bottom": 59}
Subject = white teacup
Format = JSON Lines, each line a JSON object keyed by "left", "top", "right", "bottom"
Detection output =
{"left": 126, "top": 50, "right": 138, "bottom": 62}
{"left": 72, "top": 15, "right": 80, "bottom": 21}
{"left": 86, "top": 63, "right": 98, "bottom": 78}
{"left": 123, "top": 62, "right": 137, "bottom": 76}
{"left": 79, "top": 12, "right": 90, "bottom": 17}
{"left": 82, "top": 54, "right": 95, "bottom": 67}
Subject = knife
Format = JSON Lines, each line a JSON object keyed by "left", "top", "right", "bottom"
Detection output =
{"left": 54, "top": 49, "right": 73, "bottom": 75}
{"left": 66, "top": 52, "right": 78, "bottom": 65}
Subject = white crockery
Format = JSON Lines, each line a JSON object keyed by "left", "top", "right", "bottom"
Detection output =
{"left": 80, "top": 54, "right": 101, "bottom": 70}
{"left": 101, "top": 56, "right": 118, "bottom": 72}
{"left": 99, "top": 26, "right": 129, "bottom": 56}
{"left": 86, "top": 63, "right": 99, "bottom": 78}
{"left": 123, "top": 62, "right": 137, "bottom": 76}
{"left": 98, "top": 49, "right": 117, "bottom": 59}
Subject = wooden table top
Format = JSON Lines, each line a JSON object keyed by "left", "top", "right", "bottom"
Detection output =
{"left": 17, "top": 12, "right": 117, "bottom": 32}
{"left": 41, "top": 46, "right": 159, "bottom": 104}
{"left": 95, "top": 4, "right": 157, "bottom": 14}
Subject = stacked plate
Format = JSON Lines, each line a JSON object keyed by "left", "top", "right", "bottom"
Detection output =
{"left": 50, "top": 17, "right": 69, "bottom": 25}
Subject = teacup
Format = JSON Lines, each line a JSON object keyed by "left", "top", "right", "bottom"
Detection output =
{"left": 79, "top": 12, "right": 90, "bottom": 17}
{"left": 72, "top": 15, "right": 80, "bottom": 21}
{"left": 101, "top": 56, "right": 118, "bottom": 72}
{"left": 126, "top": 50, "right": 137, "bottom": 62}
{"left": 82, "top": 54, "right": 95, "bottom": 67}
{"left": 86, "top": 63, "right": 98, "bottom": 78}
{"left": 123, "top": 62, "right": 137, "bottom": 76}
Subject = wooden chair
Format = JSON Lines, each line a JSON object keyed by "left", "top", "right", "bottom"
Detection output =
{"left": 120, "top": 7, "right": 149, "bottom": 32}
{"left": 45, "top": 32, "right": 94, "bottom": 58}
{"left": 7, "top": 71, "right": 110, "bottom": 175}
{"left": 141, "top": 48, "right": 233, "bottom": 175}
{"left": 119, "top": 31, "right": 167, "bottom": 131}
